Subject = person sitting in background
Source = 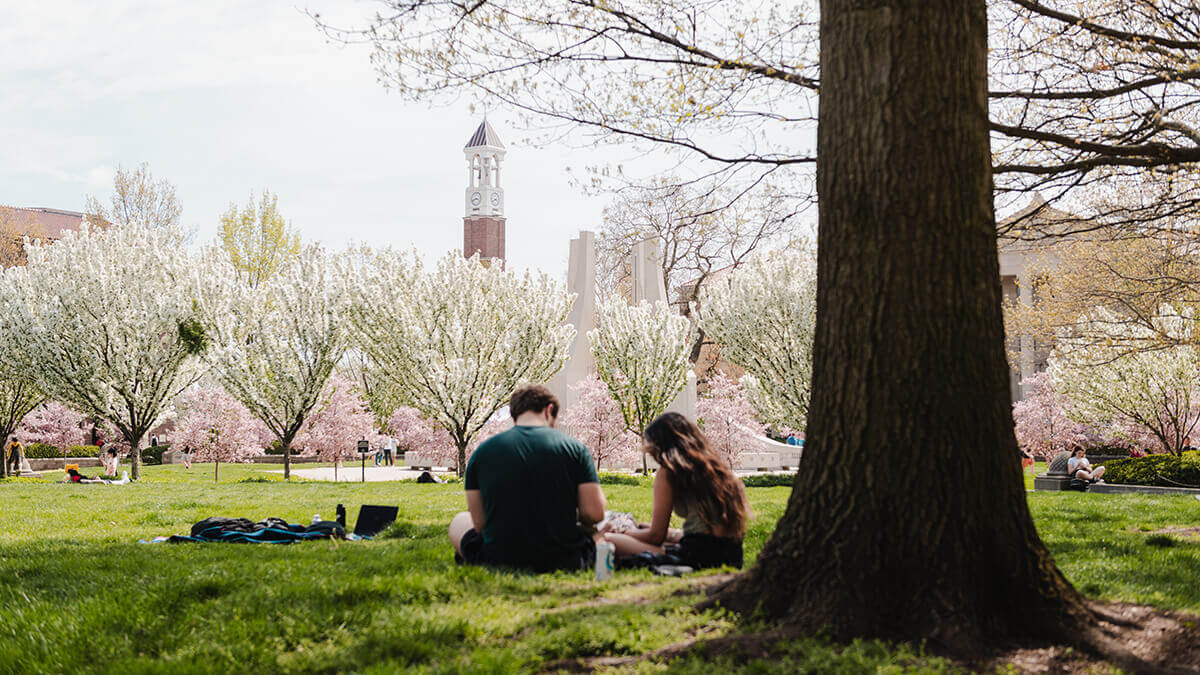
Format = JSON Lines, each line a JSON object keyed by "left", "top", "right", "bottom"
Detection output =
{"left": 102, "top": 449, "right": 119, "bottom": 476}
{"left": 602, "top": 412, "right": 750, "bottom": 569}
{"left": 1067, "top": 447, "right": 1105, "bottom": 483}
{"left": 1182, "top": 436, "right": 1198, "bottom": 453}
{"left": 63, "top": 468, "right": 129, "bottom": 484}
{"left": 1020, "top": 446, "right": 1035, "bottom": 471}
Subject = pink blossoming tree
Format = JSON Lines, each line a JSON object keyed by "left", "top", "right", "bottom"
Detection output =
{"left": 388, "top": 406, "right": 509, "bottom": 470}
{"left": 174, "top": 385, "right": 265, "bottom": 482}
{"left": 16, "top": 401, "right": 85, "bottom": 467}
{"left": 295, "top": 375, "right": 375, "bottom": 480}
{"left": 1012, "top": 372, "right": 1087, "bottom": 461}
{"left": 561, "top": 373, "right": 639, "bottom": 471}
{"left": 696, "top": 371, "right": 764, "bottom": 468}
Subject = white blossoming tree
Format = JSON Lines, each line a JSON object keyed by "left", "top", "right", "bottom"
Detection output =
{"left": 698, "top": 250, "right": 816, "bottom": 431}
{"left": 198, "top": 246, "right": 350, "bottom": 479}
{"left": 1049, "top": 306, "right": 1200, "bottom": 456}
{"left": 589, "top": 299, "right": 692, "bottom": 472}
{"left": 347, "top": 251, "right": 575, "bottom": 476}
{"left": 0, "top": 225, "right": 209, "bottom": 479}
{"left": 0, "top": 294, "right": 42, "bottom": 477}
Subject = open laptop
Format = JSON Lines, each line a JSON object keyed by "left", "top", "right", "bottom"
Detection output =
{"left": 354, "top": 505, "right": 399, "bottom": 537}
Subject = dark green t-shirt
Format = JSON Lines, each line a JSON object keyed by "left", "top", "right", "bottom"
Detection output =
{"left": 464, "top": 425, "right": 599, "bottom": 570}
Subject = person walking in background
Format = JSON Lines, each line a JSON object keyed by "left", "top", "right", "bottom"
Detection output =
{"left": 7, "top": 437, "right": 24, "bottom": 474}
{"left": 381, "top": 435, "right": 397, "bottom": 467}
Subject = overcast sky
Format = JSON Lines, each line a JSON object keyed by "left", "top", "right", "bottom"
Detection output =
{"left": 0, "top": 0, "right": 650, "bottom": 278}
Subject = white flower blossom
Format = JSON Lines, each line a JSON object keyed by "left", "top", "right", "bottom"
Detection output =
{"left": 0, "top": 224, "right": 208, "bottom": 479}
{"left": 589, "top": 299, "right": 693, "bottom": 438}
{"left": 197, "top": 245, "right": 350, "bottom": 479}
{"left": 698, "top": 249, "right": 816, "bottom": 431}
{"left": 346, "top": 251, "right": 575, "bottom": 476}
{"left": 1049, "top": 305, "right": 1200, "bottom": 455}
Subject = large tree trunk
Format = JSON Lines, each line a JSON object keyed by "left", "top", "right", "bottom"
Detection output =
{"left": 713, "top": 0, "right": 1095, "bottom": 655}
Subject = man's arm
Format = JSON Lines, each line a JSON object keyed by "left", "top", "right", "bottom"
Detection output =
{"left": 577, "top": 482, "right": 606, "bottom": 526}
{"left": 466, "top": 490, "right": 486, "bottom": 532}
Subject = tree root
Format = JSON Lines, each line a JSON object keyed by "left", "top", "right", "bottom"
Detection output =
{"left": 542, "top": 602, "right": 1200, "bottom": 674}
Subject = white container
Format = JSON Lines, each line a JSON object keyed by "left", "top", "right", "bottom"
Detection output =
{"left": 595, "top": 541, "right": 615, "bottom": 581}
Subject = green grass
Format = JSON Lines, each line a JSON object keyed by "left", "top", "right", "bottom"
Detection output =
{"left": 0, "top": 462, "right": 1197, "bottom": 672}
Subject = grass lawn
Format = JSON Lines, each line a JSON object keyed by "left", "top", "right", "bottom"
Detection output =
{"left": 1, "top": 462, "right": 1198, "bottom": 673}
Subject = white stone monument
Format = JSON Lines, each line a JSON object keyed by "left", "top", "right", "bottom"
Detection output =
{"left": 547, "top": 231, "right": 598, "bottom": 413}
{"left": 629, "top": 238, "right": 698, "bottom": 422}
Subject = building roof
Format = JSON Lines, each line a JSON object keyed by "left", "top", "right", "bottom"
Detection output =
{"left": 464, "top": 119, "right": 505, "bottom": 149}
{"left": 0, "top": 206, "right": 85, "bottom": 239}
{"left": 997, "top": 194, "right": 1081, "bottom": 253}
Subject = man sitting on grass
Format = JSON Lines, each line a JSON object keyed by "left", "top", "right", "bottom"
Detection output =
{"left": 448, "top": 384, "right": 606, "bottom": 572}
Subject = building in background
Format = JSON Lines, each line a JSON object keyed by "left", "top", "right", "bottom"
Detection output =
{"left": 462, "top": 119, "right": 506, "bottom": 267}
{"left": 0, "top": 206, "right": 85, "bottom": 267}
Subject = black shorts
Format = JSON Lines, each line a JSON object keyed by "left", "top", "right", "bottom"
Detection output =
{"left": 667, "top": 534, "right": 744, "bottom": 570}
{"left": 457, "top": 530, "right": 596, "bottom": 573}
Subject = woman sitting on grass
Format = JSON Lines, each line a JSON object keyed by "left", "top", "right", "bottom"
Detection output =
{"left": 602, "top": 412, "right": 750, "bottom": 569}
{"left": 63, "top": 468, "right": 130, "bottom": 485}
{"left": 1068, "top": 447, "right": 1106, "bottom": 483}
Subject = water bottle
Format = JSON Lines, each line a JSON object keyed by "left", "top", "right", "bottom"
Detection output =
{"left": 594, "top": 541, "right": 615, "bottom": 581}
{"left": 336, "top": 504, "right": 346, "bottom": 527}
{"left": 312, "top": 513, "right": 321, "bottom": 525}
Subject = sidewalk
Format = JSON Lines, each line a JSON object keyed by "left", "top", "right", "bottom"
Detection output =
{"left": 268, "top": 466, "right": 454, "bottom": 482}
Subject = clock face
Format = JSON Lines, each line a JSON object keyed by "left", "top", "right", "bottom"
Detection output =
{"left": 490, "top": 192, "right": 501, "bottom": 206}
{"left": 470, "top": 192, "right": 481, "bottom": 206}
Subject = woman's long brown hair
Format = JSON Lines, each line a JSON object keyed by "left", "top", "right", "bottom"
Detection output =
{"left": 642, "top": 412, "right": 750, "bottom": 539}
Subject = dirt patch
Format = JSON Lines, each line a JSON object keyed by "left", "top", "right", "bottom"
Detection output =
{"left": 988, "top": 603, "right": 1200, "bottom": 673}
{"left": 544, "top": 601, "right": 1200, "bottom": 673}
{"left": 1139, "top": 527, "right": 1200, "bottom": 541}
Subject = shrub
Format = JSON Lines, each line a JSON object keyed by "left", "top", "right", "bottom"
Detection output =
{"left": 742, "top": 473, "right": 795, "bottom": 488}
{"left": 1105, "top": 455, "right": 1200, "bottom": 488}
{"left": 598, "top": 473, "right": 644, "bottom": 486}
{"left": 141, "top": 444, "right": 169, "bottom": 466}
{"left": 24, "top": 443, "right": 106, "bottom": 459}
{"left": 264, "top": 440, "right": 302, "bottom": 455}
{"left": 22, "top": 443, "right": 62, "bottom": 459}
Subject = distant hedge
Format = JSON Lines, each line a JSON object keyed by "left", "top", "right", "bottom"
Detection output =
{"left": 22, "top": 443, "right": 60, "bottom": 459}
{"left": 741, "top": 473, "right": 795, "bottom": 488}
{"left": 1105, "top": 452, "right": 1200, "bottom": 488}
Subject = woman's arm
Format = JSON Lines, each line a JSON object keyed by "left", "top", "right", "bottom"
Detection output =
{"left": 627, "top": 469, "right": 674, "bottom": 546}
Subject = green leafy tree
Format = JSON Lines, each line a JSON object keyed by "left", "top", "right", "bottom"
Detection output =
{"left": 218, "top": 191, "right": 301, "bottom": 288}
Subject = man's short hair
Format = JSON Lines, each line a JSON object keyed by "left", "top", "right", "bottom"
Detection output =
{"left": 510, "top": 385, "right": 559, "bottom": 419}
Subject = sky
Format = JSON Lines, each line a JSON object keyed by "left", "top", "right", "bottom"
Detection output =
{"left": 0, "top": 0, "right": 642, "bottom": 278}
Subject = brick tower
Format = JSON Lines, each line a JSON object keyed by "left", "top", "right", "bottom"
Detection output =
{"left": 462, "top": 119, "right": 506, "bottom": 267}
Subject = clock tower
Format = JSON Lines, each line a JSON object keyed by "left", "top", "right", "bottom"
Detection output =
{"left": 463, "top": 119, "right": 506, "bottom": 267}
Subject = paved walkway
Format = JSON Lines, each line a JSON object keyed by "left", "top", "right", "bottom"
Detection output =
{"left": 272, "top": 466, "right": 796, "bottom": 482}
{"left": 268, "top": 466, "right": 453, "bottom": 482}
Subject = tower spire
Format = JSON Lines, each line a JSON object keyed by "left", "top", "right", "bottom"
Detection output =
{"left": 463, "top": 118, "right": 506, "bottom": 267}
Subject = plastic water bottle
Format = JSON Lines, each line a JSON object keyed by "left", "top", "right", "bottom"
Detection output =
{"left": 595, "top": 541, "right": 615, "bottom": 581}
{"left": 312, "top": 513, "right": 321, "bottom": 525}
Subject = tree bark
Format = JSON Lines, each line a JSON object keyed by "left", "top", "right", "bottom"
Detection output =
{"left": 712, "top": 0, "right": 1096, "bottom": 655}
{"left": 129, "top": 432, "right": 143, "bottom": 480}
